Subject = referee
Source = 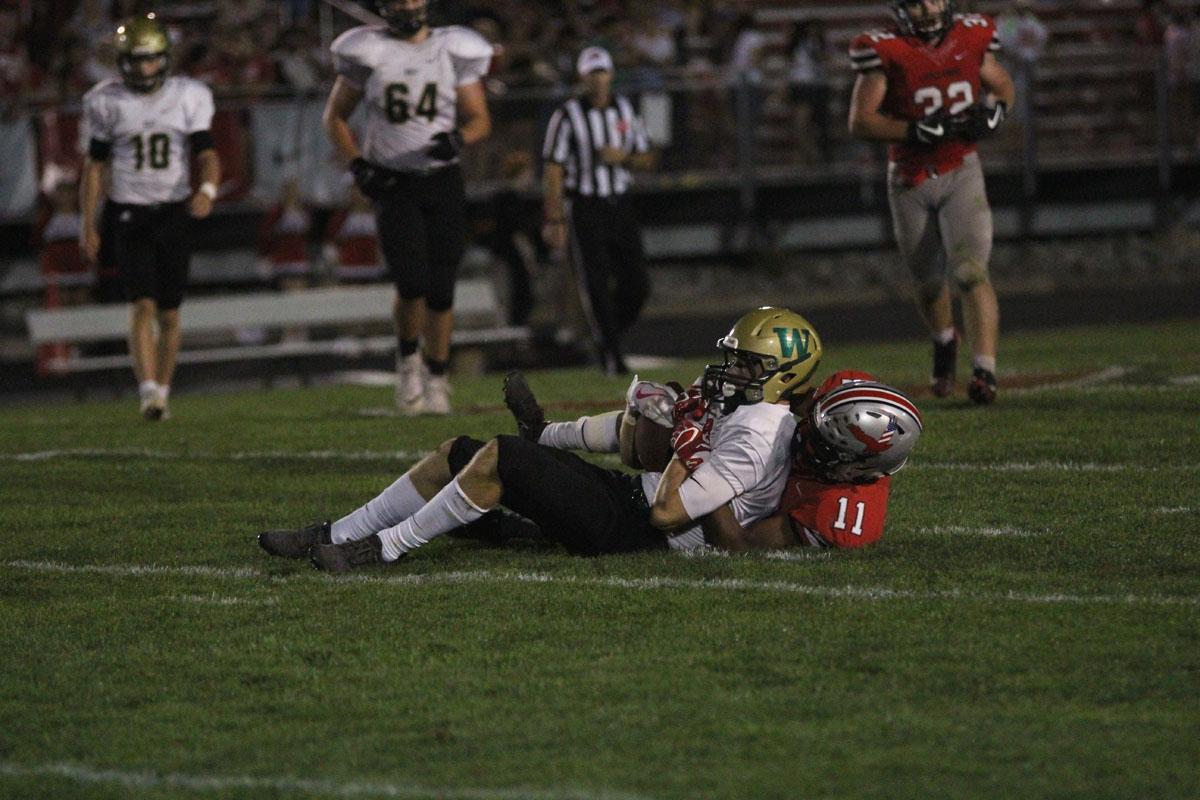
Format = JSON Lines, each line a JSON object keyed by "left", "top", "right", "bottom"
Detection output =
{"left": 541, "top": 46, "right": 656, "bottom": 376}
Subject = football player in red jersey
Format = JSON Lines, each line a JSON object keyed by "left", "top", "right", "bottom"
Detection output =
{"left": 848, "top": 0, "right": 1015, "bottom": 405}
{"left": 700, "top": 371, "right": 923, "bottom": 550}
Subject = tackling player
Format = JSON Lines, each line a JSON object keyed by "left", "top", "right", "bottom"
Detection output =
{"left": 701, "top": 371, "right": 923, "bottom": 550}
{"left": 848, "top": 0, "right": 1015, "bottom": 404}
{"left": 79, "top": 14, "right": 220, "bottom": 421}
{"left": 256, "top": 307, "right": 822, "bottom": 568}
{"left": 323, "top": 0, "right": 492, "bottom": 415}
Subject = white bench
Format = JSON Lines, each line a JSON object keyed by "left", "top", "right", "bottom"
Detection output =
{"left": 25, "top": 279, "right": 529, "bottom": 375}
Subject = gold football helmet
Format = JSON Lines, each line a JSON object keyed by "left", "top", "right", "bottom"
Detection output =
{"left": 115, "top": 14, "right": 170, "bottom": 93}
{"left": 702, "top": 307, "right": 823, "bottom": 412}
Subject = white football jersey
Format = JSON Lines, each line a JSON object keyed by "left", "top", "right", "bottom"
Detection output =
{"left": 81, "top": 76, "right": 214, "bottom": 205}
{"left": 642, "top": 402, "right": 796, "bottom": 551}
{"left": 331, "top": 25, "right": 492, "bottom": 173}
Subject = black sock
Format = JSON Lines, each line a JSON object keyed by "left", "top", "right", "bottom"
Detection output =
{"left": 398, "top": 338, "right": 419, "bottom": 357}
{"left": 424, "top": 356, "right": 449, "bottom": 376}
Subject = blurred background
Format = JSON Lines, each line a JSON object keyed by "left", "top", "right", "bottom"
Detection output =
{"left": 0, "top": 0, "right": 1197, "bottom": 397}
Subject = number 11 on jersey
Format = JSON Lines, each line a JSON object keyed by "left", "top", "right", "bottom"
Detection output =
{"left": 833, "top": 496, "right": 865, "bottom": 536}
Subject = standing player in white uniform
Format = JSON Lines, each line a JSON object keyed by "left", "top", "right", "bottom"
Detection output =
{"left": 323, "top": 0, "right": 492, "bottom": 415}
{"left": 256, "top": 307, "right": 823, "bottom": 568}
{"left": 79, "top": 14, "right": 220, "bottom": 421}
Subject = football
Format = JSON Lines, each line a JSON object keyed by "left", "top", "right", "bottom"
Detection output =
{"left": 635, "top": 414, "right": 674, "bottom": 472}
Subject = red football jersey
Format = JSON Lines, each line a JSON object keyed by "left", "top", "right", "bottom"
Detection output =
{"left": 850, "top": 15, "right": 1000, "bottom": 186}
{"left": 782, "top": 468, "right": 892, "bottom": 549}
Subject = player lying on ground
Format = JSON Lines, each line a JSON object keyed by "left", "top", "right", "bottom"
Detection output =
{"left": 257, "top": 306, "right": 823, "bottom": 569}
{"left": 503, "top": 368, "right": 923, "bottom": 550}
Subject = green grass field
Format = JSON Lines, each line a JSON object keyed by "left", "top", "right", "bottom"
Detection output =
{"left": 2, "top": 319, "right": 1198, "bottom": 800}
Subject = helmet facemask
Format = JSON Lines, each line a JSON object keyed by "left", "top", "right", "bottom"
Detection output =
{"left": 890, "top": 0, "right": 955, "bottom": 42}
{"left": 119, "top": 53, "right": 169, "bottom": 93}
{"left": 702, "top": 348, "right": 777, "bottom": 414}
{"left": 374, "top": 0, "right": 429, "bottom": 37}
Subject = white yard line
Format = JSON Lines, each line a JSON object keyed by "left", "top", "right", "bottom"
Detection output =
{"left": 905, "top": 525, "right": 1044, "bottom": 537}
{"left": 0, "top": 761, "right": 652, "bottom": 800}
{"left": 1006, "top": 366, "right": 1132, "bottom": 395}
{"left": 4, "top": 559, "right": 1196, "bottom": 608}
{"left": 1152, "top": 507, "right": 1193, "bottom": 514}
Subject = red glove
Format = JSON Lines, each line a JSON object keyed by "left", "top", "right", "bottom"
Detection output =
{"left": 671, "top": 414, "right": 713, "bottom": 471}
{"left": 672, "top": 384, "right": 708, "bottom": 425}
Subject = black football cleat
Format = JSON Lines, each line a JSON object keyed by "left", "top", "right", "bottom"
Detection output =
{"left": 258, "top": 520, "right": 331, "bottom": 558}
{"left": 503, "top": 370, "right": 548, "bottom": 442}
{"left": 968, "top": 368, "right": 998, "bottom": 405}
{"left": 930, "top": 333, "right": 959, "bottom": 398}
{"left": 310, "top": 534, "right": 388, "bottom": 573}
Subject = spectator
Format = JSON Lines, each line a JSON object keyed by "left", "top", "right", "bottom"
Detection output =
{"left": 1136, "top": 0, "right": 1166, "bottom": 47}
{"left": 727, "top": 12, "right": 765, "bottom": 84}
{"left": 1165, "top": 10, "right": 1193, "bottom": 143}
{"left": 479, "top": 149, "right": 541, "bottom": 327}
{"left": 995, "top": 0, "right": 1048, "bottom": 66}
{"left": 786, "top": 19, "right": 832, "bottom": 163}
{"left": 35, "top": 167, "right": 91, "bottom": 374}
{"left": 272, "top": 24, "right": 325, "bottom": 91}
{"left": 324, "top": 187, "right": 384, "bottom": 284}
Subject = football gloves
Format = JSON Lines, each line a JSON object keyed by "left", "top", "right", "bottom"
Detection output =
{"left": 349, "top": 157, "right": 397, "bottom": 199}
{"left": 909, "top": 102, "right": 1008, "bottom": 146}
{"left": 907, "top": 110, "right": 951, "bottom": 145}
{"left": 624, "top": 376, "right": 679, "bottom": 428}
{"left": 670, "top": 413, "right": 713, "bottom": 472}
{"left": 427, "top": 130, "right": 464, "bottom": 161}
{"left": 948, "top": 101, "right": 1008, "bottom": 141}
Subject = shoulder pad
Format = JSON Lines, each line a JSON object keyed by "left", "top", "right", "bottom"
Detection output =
{"left": 439, "top": 25, "right": 494, "bottom": 60}
{"left": 83, "top": 77, "right": 121, "bottom": 102}
{"left": 331, "top": 24, "right": 384, "bottom": 57}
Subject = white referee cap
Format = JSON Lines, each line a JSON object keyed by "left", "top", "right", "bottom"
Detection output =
{"left": 576, "top": 46, "right": 614, "bottom": 76}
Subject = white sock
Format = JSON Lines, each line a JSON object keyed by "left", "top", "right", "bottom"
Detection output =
{"left": 934, "top": 327, "right": 956, "bottom": 346}
{"left": 331, "top": 473, "right": 426, "bottom": 544}
{"left": 377, "top": 477, "right": 487, "bottom": 561}
{"left": 139, "top": 380, "right": 159, "bottom": 400}
{"left": 538, "top": 410, "right": 621, "bottom": 453}
{"left": 157, "top": 384, "right": 171, "bottom": 402}
{"left": 973, "top": 355, "right": 996, "bottom": 373}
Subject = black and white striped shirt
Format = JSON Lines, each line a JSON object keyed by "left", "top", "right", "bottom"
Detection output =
{"left": 541, "top": 94, "right": 650, "bottom": 198}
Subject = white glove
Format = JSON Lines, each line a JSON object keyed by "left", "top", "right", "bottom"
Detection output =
{"left": 624, "top": 375, "right": 679, "bottom": 428}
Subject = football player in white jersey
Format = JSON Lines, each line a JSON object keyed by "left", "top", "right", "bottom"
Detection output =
{"left": 79, "top": 14, "right": 220, "bottom": 421}
{"left": 323, "top": 0, "right": 493, "bottom": 415}
{"left": 256, "top": 308, "right": 823, "bottom": 569}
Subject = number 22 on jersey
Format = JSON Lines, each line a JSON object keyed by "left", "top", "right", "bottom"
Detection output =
{"left": 914, "top": 80, "right": 973, "bottom": 116}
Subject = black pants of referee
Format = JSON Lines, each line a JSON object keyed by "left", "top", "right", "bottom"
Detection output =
{"left": 568, "top": 196, "right": 649, "bottom": 375}
{"left": 448, "top": 434, "right": 666, "bottom": 556}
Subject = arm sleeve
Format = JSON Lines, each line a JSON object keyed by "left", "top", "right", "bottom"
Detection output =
{"left": 88, "top": 138, "right": 112, "bottom": 161}
{"left": 849, "top": 32, "right": 884, "bottom": 72}
{"left": 677, "top": 462, "right": 739, "bottom": 521}
{"left": 189, "top": 130, "right": 215, "bottom": 153}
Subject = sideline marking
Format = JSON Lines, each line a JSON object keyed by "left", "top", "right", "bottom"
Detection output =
{"left": 3, "top": 560, "right": 1196, "bottom": 608}
{"left": 1006, "top": 366, "right": 1132, "bottom": 395}
{"left": 0, "top": 761, "right": 652, "bottom": 800}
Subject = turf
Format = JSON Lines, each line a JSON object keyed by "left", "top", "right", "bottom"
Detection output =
{"left": 1, "top": 319, "right": 1198, "bottom": 800}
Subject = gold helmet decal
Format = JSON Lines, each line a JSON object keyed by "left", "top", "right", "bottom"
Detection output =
{"left": 115, "top": 14, "right": 170, "bottom": 93}
{"left": 703, "top": 307, "right": 823, "bottom": 412}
